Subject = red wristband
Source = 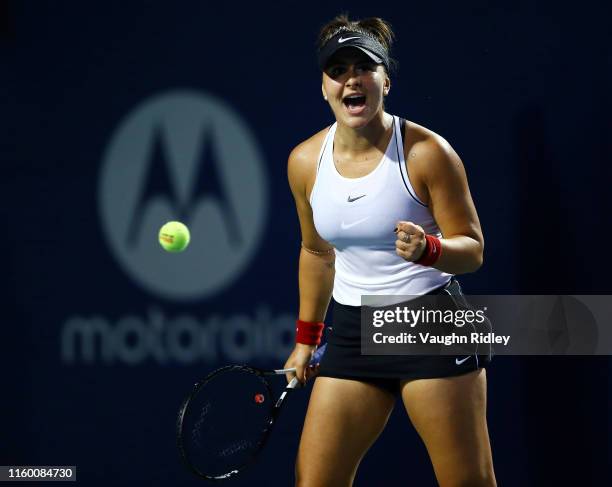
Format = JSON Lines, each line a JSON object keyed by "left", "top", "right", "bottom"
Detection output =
{"left": 414, "top": 235, "right": 442, "bottom": 266}
{"left": 296, "top": 320, "right": 324, "bottom": 345}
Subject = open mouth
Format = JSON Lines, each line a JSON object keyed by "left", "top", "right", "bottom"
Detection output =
{"left": 343, "top": 94, "right": 367, "bottom": 113}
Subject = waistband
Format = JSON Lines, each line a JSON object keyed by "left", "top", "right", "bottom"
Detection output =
{"left": 332, "top": 277, "right": 460, "bottom": 311}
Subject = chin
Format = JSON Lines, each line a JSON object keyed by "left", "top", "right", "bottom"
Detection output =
{"left": 341, "top": 112, "right": 374, "bottom": 129}
{"left": 344, "top": 118, "right": 369, "bottom": 129}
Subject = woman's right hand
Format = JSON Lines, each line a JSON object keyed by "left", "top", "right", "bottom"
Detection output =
{"left": 283, "top": 343, "right": 319, "bottom": 385}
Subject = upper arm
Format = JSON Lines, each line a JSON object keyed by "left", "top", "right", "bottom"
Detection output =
{"left": 287, "top": 140, "right": 334, "bottom": 251}
{"left": 412, "top": 136, "right": 484, "bottom": 245}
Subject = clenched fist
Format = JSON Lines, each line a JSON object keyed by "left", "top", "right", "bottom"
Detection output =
{"left": 395, "top": 221, "right": 427, "bottom": 262}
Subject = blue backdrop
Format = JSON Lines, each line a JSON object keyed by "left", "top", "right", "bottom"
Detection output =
{"left": 2, "top": 1, "right": 611, "bottom": 485}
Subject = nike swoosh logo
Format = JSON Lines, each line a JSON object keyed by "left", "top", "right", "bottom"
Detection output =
{"left": 338, "top": 36, "right": 360, "bottom": 43}
{"left": 340, "top": 216, "right": 369, "bottom": 230}
{"left": 455, "top": 356, "right": 471, "bottom": 365}
{"left": 347, "top": 194, "right": 366, "bottom": 203}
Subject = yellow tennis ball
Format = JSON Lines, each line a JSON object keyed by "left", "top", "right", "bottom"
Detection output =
{"left": 158, "top": 221, "right": 190, "bottom": 253}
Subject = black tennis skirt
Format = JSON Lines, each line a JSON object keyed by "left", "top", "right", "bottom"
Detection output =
{"left": 317, "top": 278, "right": 492, "bottom": 394}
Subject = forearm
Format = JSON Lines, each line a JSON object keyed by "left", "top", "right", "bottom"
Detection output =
{"left": 298, "top": 249, "right": 335, "bottom": 322}
{"left": 433, "top": 235, "right": 483, "bottom": 275}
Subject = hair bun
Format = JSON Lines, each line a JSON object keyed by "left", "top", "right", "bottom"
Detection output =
{"left": 355, "top": 17, "right": 395, "bottom": 51}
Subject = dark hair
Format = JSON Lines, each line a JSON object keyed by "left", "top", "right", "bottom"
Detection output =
{"left": 317, "top": 14, "right": 397, "bottom": 73}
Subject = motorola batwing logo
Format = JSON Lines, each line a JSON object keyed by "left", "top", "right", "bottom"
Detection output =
{"left": 98, "top": 90, "right": 268, "bottom": 300}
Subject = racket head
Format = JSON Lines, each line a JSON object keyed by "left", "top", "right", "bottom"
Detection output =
{"left": 176, "top": 365, "right": 277, "bottom": 481}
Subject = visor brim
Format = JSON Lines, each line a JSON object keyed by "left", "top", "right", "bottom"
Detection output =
{"left": 322, "top": 45, "right": 384, "bottom": 69}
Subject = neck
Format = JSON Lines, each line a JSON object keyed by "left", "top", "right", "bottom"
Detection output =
{"left": 334, "top": 111, "right": 392, "bottom": 154}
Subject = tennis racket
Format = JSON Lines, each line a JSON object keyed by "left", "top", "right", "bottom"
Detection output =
{"left": 176, "top": 343, "right": 327, "bottom": 481}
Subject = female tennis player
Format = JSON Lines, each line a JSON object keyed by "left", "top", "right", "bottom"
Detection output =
{"left": 284, "top": 15, "right": 497, "bottom": 487}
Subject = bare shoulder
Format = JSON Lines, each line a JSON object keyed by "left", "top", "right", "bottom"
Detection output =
{"left": 287, "top": 126, "right": 331, "bottom": 197}
{"left": 402, "top": 120, "right": 464, "bottom": 182}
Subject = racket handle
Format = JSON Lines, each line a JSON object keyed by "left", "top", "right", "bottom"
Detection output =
{"left": 310, "top": 343, "right": 327, "bottom": 365}
{"left": 287, "top": 377, "right": 301, "bottom": 389}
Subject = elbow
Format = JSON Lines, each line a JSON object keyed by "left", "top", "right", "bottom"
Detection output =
{"left": 471, "top": 240, "right": 484, "bottom": 272}
{"left": 454, "top": 254, "right": 482, "bottom": 275}
{"left": 456, "top": 239, "right": 483, "bottom": 274}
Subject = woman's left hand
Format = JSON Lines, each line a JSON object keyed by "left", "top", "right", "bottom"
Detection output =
{"left": 395, "top": 221, "right": 427, "bottom": 262}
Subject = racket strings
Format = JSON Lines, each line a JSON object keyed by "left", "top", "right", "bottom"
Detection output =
{"left": 179, "top": 367, "right": 274, "bottom": 479}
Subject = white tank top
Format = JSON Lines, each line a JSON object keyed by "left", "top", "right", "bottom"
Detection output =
{"left": 309, "top": 115, "right": 452, "bottom": 306}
